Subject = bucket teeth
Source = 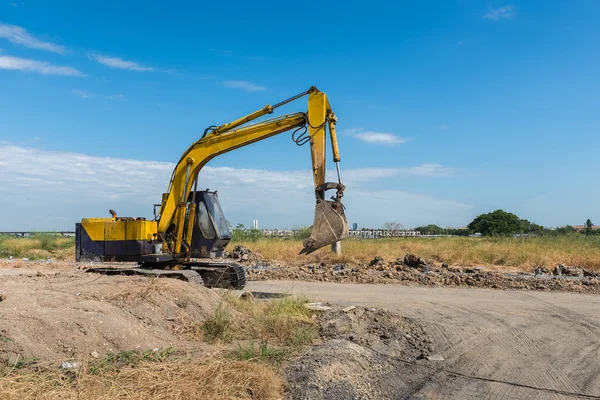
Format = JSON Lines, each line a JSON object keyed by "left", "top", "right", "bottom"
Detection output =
{"left": 300, "top": 200, "right": 349, "bottom": 254}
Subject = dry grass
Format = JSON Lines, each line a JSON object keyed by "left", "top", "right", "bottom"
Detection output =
{"left": 0, "top": 294, "right": 313, "bottom": 399}
{"left": 235, "top": 235, "right": 600, "bottom": 271}
{"left": 223, "top": 294, "right": 318, "bottom": 350}
{"left": 0, "top": 358, "right": 283, "bottom": 400}
{"left": 0, "top": 235, "right": 74, "bottom": 260}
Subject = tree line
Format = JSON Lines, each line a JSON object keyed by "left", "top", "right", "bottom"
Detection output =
{"left": 409, "top": 210, "right": 598, "bottom": 237}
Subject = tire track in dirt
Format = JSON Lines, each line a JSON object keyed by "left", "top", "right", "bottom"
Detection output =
{"left": 247, "top": 281, "right": 600, "bottom": 399}
{"left": 429, "top": 302, "right": 581, "bottom": 399}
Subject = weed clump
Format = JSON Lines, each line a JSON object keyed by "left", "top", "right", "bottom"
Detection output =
{"left": 202, "top": 303, "right": 233, "bottom": 343}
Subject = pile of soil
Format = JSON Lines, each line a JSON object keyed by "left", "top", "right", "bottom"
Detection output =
{"left": 248, "top": 255, "right": 600, "bottom": 293}
{"left": 286, "top": 306, "right": 436, "bottom": 399}
{"left": 0, "top": 270, "right": 221, "bottom": 365}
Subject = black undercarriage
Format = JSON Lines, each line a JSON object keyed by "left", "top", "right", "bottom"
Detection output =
{"left": 87, "top": 261, "right": 246, "bottom": 290}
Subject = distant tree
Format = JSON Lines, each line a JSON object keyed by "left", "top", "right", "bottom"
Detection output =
{"left": 555, "top": 225, "right": 577, "bottom": 235}
{"left": 467, "top": 210, "right": 522, "bottom": 236}
{"left": 415, "top": 224, "right": 444, "bottom": 235}
{"left": 446, "top": 228, "right": 471, "bottom": 237}
{"left": 519, "top": 219, "right": 544, "bottom": 235}
{"left": 296, "top": 225, "right": 313, "bottom": 240}
{"left": 585, "top": 219, "right": 594, "bottom": 236}
{"left": 382, "top": 221, "right": 403, "bottom": 232}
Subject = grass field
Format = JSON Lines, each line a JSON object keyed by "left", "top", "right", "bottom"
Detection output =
{"left": 0, "top": 234, "right": 73, "bottom": 260}
{"left": 235, "top": 235, "right": 600, "bottom": 271}
{"left": 3, "top": 233, "right": 600, "bottom": 271}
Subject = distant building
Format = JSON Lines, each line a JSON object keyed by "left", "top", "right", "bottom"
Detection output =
{"left": 252, "top": 220, "right": 259, "bottom": 230}
{"left": 572, "top": 225, "right": 600, "bottom": 232}
{"left": 352, "top": 223, "right": 358, "bottom": 230}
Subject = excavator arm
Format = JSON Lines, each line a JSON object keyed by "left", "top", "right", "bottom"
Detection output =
{"left": 157, "top": 86, "right": 348, "bottom": 255}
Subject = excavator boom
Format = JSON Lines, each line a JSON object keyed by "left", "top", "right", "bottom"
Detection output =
{"left": 158, "top": 86, "right": 348, "bottom": 255}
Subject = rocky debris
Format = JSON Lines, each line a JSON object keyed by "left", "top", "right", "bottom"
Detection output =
{"left": 369, "top": 256, "right": 385, "bottom": 269}
{"left": 226, "top": 245, "right": 262, "bottom": 265}
{"left": 403, "top": 253, "right": 431, "bottom": 273}
{"left": 0, "top": 294, "right": 6, "bottom": 302}
{"left": 553, "top": 264, "right": 584, "bottom": 277}
{"left": 286, "top": 307, "right": 435, "bottom": 400}
{"left": 342, "top": 305, "right": 356, "bottom": 313}
{"left": 247, "top": 257, "right": 600, "bottom": 293}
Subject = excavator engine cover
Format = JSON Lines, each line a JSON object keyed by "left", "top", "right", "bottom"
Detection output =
{"left": 301, "top": 198, "right": 349, "bottom": 254}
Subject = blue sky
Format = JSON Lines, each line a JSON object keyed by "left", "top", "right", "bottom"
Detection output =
{"left": 1, "top": 1, "right": 599, "bottom": 230}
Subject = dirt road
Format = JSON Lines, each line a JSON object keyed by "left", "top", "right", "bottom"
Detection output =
{"left": 247, "top": 281, "right": 600, "bottom": 400}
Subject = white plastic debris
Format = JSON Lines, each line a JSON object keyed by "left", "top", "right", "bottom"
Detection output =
{"left": 304, "top": 302, "right": 332, "bottom": 311}
{"left": 61, "top": 361, "right": 82, "bottom": 370}
{"left": 426, "top": 354, "right": 444, "bottom": 361}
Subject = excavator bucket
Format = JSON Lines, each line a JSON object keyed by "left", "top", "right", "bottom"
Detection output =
{"left": 300, "top": 199, "right": 349, "bottom": 254}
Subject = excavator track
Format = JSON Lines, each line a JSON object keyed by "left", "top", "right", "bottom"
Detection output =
{"left": 190, "top": 263, "right": 246, "bottom": 290}
{"left": 86, "top": 262, "right": 246, "bottom": 289}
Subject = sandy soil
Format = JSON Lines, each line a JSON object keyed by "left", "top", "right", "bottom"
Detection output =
{"left": 0, "top": 268, "right": 221, "bottom": 365}
{"left": 250, "top": 280, "right": 600, "bottom": 399}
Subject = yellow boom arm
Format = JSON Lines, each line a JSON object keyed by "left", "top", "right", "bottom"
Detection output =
{"left": 158, "top": 86, "right": 348, "bottom": 255}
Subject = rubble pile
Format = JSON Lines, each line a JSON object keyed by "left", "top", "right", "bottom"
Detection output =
{"left": 247, "top": 254, "right": 600, "bottom": 293}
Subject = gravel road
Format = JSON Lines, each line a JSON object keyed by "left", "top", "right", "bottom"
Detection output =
{"left": 247, "top": 281, "right": 600, "bottom": 400}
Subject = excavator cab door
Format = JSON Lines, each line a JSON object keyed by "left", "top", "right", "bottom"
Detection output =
{"left": 301, "top": 183, "right": 349, "bottom": 254}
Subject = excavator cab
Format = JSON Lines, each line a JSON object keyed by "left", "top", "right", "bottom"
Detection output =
{"left": 187, "top": 190, "right": 231, "bottom": 258}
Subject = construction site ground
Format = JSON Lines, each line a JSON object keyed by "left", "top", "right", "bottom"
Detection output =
{"left": 1, "top": 259, "right": 600, "bottom": 399}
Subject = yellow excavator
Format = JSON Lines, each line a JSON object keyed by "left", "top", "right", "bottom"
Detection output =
{"left": 76, "top": 86, "right": 348, "bottom": 289}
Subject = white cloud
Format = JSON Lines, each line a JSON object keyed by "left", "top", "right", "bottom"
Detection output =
{"left": 89, "top": 53, "right": 153, "bottom": 71}
{"left": 223, "top": 80, "right": 266, "bottom": 92}
{"left": 0, "top": 55, "right": 84, "bottom": 76}
{"left": 346, "top": 128, "right": 406, "bottom": 145}
{"left": 0, "top": 145, "right": 467, "bottom": 230}
{"left": 71, "top": 89, "right": 92, "bottom": 98}
{"left": 107, "top": 94, "right": 125, "bottom": 100}
{"left": 484, "top": 5, "right": 515, "bottom": 21}
{"left": 0, "top": 24, "right": 65, "bottom": 54}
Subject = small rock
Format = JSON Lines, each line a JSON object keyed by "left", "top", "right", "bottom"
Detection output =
{"left": 441, "top": 263, "right": 449, "bottom": 269}
{"left": 563, "top": 266, "right": 584, "bottom": 277}
{"left": 426, "top": 354, "right": 444, "bottom": 361}
{"left": 369, "top": 256, "right": 384, "bottom": 267}
{"left": 342, "top": 305, "right": 356, "bottom": 313}
{"left": 0, "top": 294, "right": 6, "bottom": 302}
{"left": 553, "top": 265, "right": 562, "bottom": 276}
{"left": 534, "top": 267, "right": 545, "bottom": 276}
{"left": 90, "top": 351, "right": 99, "bottom": 359}
{"left": 21, "top": 258, "right": 29, "bottom": 261}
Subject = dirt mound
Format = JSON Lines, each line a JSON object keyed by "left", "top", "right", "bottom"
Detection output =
{"left": 286, "top": 306, "right": 435, "bottom": 399}
{"left": 0, "top": 270, "right": 221, "bottom": 364}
